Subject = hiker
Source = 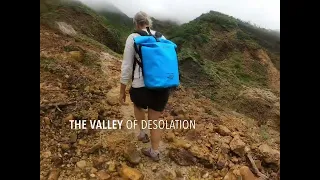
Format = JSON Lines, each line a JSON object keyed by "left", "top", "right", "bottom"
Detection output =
{"left": 119, "top": 11, "right": 179, "bottom": 162}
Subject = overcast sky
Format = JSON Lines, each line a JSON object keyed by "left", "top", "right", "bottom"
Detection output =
{"left": 78, "top": 0, "right": 280, "bottom": 30}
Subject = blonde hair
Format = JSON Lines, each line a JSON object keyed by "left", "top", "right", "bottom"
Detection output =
{"left": 133, "top": 11, "right": 153, "bottom": 27}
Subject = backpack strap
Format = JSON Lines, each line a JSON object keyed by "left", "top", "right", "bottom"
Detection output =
{"left": 155, "top": 31, "right": 163, "bottom": 38}
{"left": 133, "top": 30, "right": 149, "bottom": 36}
{"left": 131, "top": 27, "right": 162, "bottom": 81}
{"left": 131, "top": 30, "right": 149, "bottom": 81}
{"left": 146, "top": 27, "right": 160, "bottom": 42}
{"left": 132, "top": 44, "right": 144, "bottom": 81}
{"left": 134, "top": 28, "right": 162, "bottom": 38}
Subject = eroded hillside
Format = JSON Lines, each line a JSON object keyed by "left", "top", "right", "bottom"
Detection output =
{"left": 40, "top": 1, "right": 280, "bottom": 180}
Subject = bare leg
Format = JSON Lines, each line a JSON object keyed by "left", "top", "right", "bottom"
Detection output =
{"left": 148, "top": 108, "right": 162, "bottom": 150}
{"left": 134, "top": 105, "right": 149, "bottom": 143}
{"left": 141, "top": 108, "right": 162, "bottom": 161}
{"left": 133, "top": 105, "right": 145, "bottom": 130}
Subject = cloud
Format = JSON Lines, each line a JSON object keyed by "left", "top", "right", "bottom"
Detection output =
{"left": 78, "top": 0, "right": 280, "bottom": 30}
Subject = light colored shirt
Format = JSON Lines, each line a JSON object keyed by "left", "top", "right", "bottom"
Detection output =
{"left": 120, "top": 29, "right": 166, "bottom": 88}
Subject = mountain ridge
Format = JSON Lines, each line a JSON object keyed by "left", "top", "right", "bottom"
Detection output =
{"left": 40, "top": 0, "right": 280, "bottom": 119}
{"left": 40, "top": 1, "right": 280, "bottom": 179}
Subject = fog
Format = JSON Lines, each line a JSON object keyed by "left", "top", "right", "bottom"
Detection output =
{"left": 78, "top": 0, "right": 280, "bottom": 30}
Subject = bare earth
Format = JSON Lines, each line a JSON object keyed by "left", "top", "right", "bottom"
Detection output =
{"left": 40, "top": 23, "right": 280, "bottom": 180}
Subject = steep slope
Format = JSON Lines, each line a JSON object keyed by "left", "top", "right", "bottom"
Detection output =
{"left": 40, "top": 24, "right": 280, "bottom": 179}
{"left": 40, "top": 1, "right": 280, "bottom": 180}
{"left": 167, "top": 11, "right": 280, "bottom": 125}
{"left": 82, "top": 0, "right": 133, "bottom": 42}
{"left": 40, "top": 0, "right": 124, "bottom": 53}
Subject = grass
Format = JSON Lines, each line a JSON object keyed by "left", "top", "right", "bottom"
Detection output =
{"left": 260, "top": 125, "right": 270, "bottom": 140}
{"left": 82, "top": 51, "right": 100, "bottom": 68}
{"left": 63, "top": 45, "right": 83, "bottom": 52}
{"left": 179, "top": 47, "right": 270, "bottom": 104}
{"left": 75, "top": 34, "right": 121, "bottom": 59}
{"left": 40, "top": 57, "right": 62, "bottom": 74}
{"left": 40, "top": 0, "right": 125, "bottom": 54}
{"left": 167, "top": 10, "right": 278, "bottom": 105}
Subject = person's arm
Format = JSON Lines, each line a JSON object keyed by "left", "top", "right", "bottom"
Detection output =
{"left": 119, "top": 35, "right": 135, "bottom": 104}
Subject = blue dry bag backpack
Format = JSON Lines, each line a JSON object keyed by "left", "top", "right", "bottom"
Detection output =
{"left": 132, "top": 27, "right": 180, "bottom": 89}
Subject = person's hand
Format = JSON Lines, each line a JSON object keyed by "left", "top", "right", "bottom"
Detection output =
{"left": 119, "top": 91, "right": 126, "bottom": 105}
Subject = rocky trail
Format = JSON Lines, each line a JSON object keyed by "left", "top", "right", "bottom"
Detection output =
{"left": 40, "top": 23, "right": 280, "bottom": 180}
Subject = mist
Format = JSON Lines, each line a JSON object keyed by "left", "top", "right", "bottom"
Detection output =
{"left": 77, "top": 0, "right": 280, "bottom": 30}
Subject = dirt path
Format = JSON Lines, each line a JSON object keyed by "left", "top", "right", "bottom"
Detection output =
{"left": 40, "top": 24, "right": 280, "bottom": 180}
{"left": 99, "top": 52, "right": 195, "bottom": 180}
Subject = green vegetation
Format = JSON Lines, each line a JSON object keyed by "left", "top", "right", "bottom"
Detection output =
{"left": 151, "top": 17, "right": 179, "bottom": 37}
{"left": 165, "top": 11, "right": 279, "bottom": 104}
{"left": 40, "top": 0, "right": 280, "bottom": 106}
{"left": 260, "top": 125, "right": 270, "bottom": 140}
{"left": 40, "top": 0, "right": 126, "bottom": 54}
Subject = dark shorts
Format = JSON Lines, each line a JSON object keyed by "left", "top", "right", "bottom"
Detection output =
{"left": 129, "top": 87, "right": 170, "bottom": 112}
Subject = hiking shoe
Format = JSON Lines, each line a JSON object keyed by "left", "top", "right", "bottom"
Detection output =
{"left": 137, "top": 134, "right": 150, "bottom": 143}
{"left": 141, "top": 148, "right": 160, "bottom": 162}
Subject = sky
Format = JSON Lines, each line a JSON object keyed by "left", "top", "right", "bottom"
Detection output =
{"left": 78, "top": 0, "right": 280, "bottom": 30}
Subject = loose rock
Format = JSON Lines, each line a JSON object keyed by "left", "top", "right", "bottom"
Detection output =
{"left": 173, "top": 138, "right": 192, "bottom": 149}
{"left": 217, "top": 125, "right": 231, "bottom": 136}
{"left": 223, "top": 171, "right": 237, "bottom": 180}
{"left": 90, "top": 168, "right": 98, "bottom": 174}
{"left": 220, "top": 168, "right": 228, "bottom": 177}
{"left": 119, "top": 164, "right": 144, "bottom": 180}
{"left": 169, "top": 148, "right": 197, "bottom": 166}
{"left": 239, "top": 166, "right": 257, "bottom": 180}
{"left": 231, "top": 157, "right": 238, "bottom": 163}
{"left": 198, "top": 158, "right": 214, "bottom": 169}
{"left": 51, "top": 155, "right": 63, "bottom": 167}
{"left": 61, "top": 144, "right": 70, "bottom": 151}
{"left": 93, "top": 157, "right": 105, "bottom": 168}
{"left": 221, "top": 143, "right": 230, "bottom": 154}
{"left": 106, "top": 95, "right": 118, "bottom": 106}
{"left": 43, "top": 117, "right": 51, "bottom": 125}
{"left": 107, "top": 161, "right": 116, "bottom": 172}
{"left": 71, "top": 157, "right": 80, "bottom": 164}
{"left": 229, "top": 136, "right": 246, "bottom": 157}
{"left": 228, "top": 162, "right": 235, "bottom": 168}
{"left": 47, "top": 169, "right": 60, "bottom": 180}
{"left": 271, "top": 172, "right": 277, "bottom": 178}
{"left": 166, "top": 131, "right": 175, "bottom": 142}
{"left": 152, "top": 165, "right": 157, "bottom": 172}
{"left": 258, "top": 144, "right": 280, "bottom": 165}
{"left": 220, "top": 136, "right": 233, "bottom": 144}
{"left": 202, "top": 172, "right": 209, "bottom": 178}
{"left": 171, "top": 107, "right": 186, "bottom": 116}
{"left": 40, "top": 175, "right": 45, "bottom": 180}
{"left": 160, "top": 169, "right": 176, "bottom": 180}
{"left": 97, "top": 170, "right": 111, "bottom": 180}
{"left": 86, "top": 143, "right": 102, "bottom": 154}
{"left": 43, "top": 151, "right": 52, "bottom": 158}
{"left": 217, "top": 160, "right": 226, "bottom": 170}
{"left": 76, "top": 160, "right": 87, "bottom": 169}
{"left": 78, "top": 139, "right": 87, "bottom": 146}
{"left": 124, "top": 146, "right": 141, "bottom": 165}
{"left": 63, "top": 114, "right": 74, "bottom": 123}
{"left": 213, "top": 172, "right": 219, "bottom": 178}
